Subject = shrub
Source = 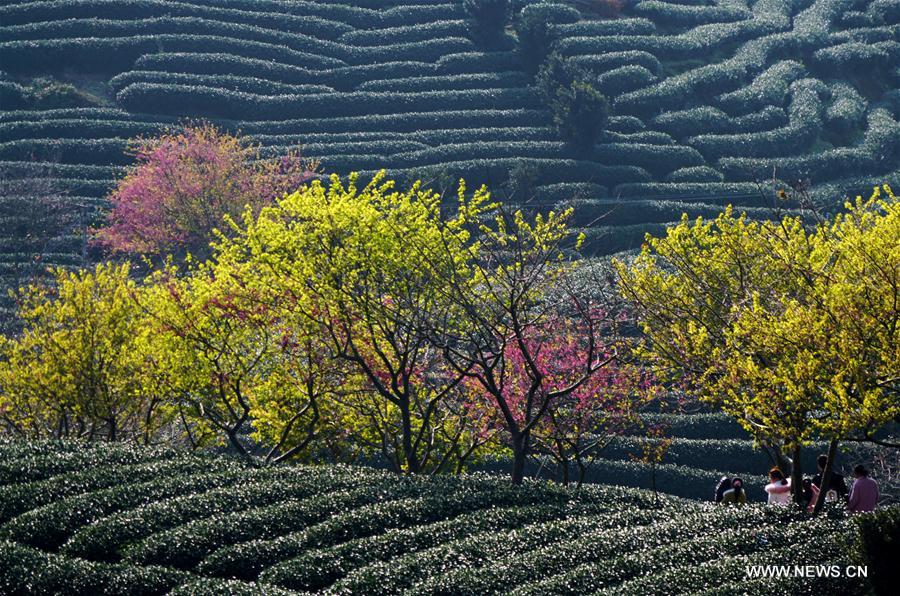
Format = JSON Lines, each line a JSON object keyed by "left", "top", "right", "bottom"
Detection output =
{"left": 122, "top": 483, "right": 406, "bottom": 569}
{"left": 568, "top": 50, "right": 661, "bottom": 77}
{"left": 556, "top": 18, "right": 656, "bottom": 37}
{"left": 634, "top": 1, "right": 751, "bottom": 26}
{"left": 61, "top": 468, "right": 382, "bottom": 562}
{"left": 606, "top": 115, "right": 646, "bottom": 134}
{"left": 666, "top": 166, "right": 725, "bottom": 183}
{"left": 717, "top": 59, "right": 807, "bottom": 113}
{"left": 337, "top": 20, "right": 469, "bottom": 45}
{"left": 595, "top": 65, "right": 657, "bottom": 95}
{"left": 0, "top": 541, "right": 189, "bottom": 596}
{"left": 583, "top": 0, "right": 626, "bottom": 19}
{"left": 0, "top": 81, "right": 29, "bottom": 110}
{"left": 536, "top": 54, "right": 609, "bottom": 149}
{"left": 515, "top": 3, "right": 557, "bottom": 74}
{"left": 198, "top": 478, "right": 644, "bottom": 581}
{"left": 826, "top": 82, "right": 868, "bottom": 135}
{"left": 356, "top": 71, "right": 528, "bottom": 92}
{"left": 814, "top": 42, "right": 893, "bottom": 73}
{"left": 255, "top": 505, "right": 566, "bottom": 591}
{"left": 0, "top": 456, "right": 218, "bottom": 524}
{"left": 167, "top": 578, "right": 296, "bottom": 595}
{"left": 0, "top": 469, "right": 252, "bottom": 550}
{"left": 464, "top": 0, "right": 510, "bottom": 46}
{"left": 850, "top": 506, "right": 900, "bottom": 595}
{"left": 116, "top": 83, "right": 540, "bottom": 120}
{"left": 511, "top": 518, "right": 845, "bottom": 596}
{"left": 593, "top": 143, "right": 705, "bottom": 177}
{"left": 330, "top": 510, "right": 659, "bottom": 594}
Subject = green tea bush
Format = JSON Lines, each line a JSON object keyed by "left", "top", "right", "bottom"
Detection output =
{"left": 814, "top": 42, "right": 893, "bottom": 73}
{"left": 593, "top": 143, "right": 705, "bottom": 177}
{"left": 849, "top": 506, "right": 900, "bottom": 596}
{"left": 517, "top": 519, "right": 847, "bottom": 595}
{"left": 0, "top": 81, "right": 29, "bottom": 110}
{"left": 568, "top": 50, "right": 661, "bottom": 77}
{"left": 666, "top": 166, "right": 725, "bottom": 183}
{"left": 109, "top": 71, "right": 334, "bottom": 96}
{"left": 606, "top": 115, "right": 646, "bottom": 134}
{"left": 826, "top": 82, "right": 868, "bottom": 134}
{"left": 338, "top": 20, "right": 468, "bottom": 45}
{"left": 0, "top": 456, "right": 222, "bottom": 524}
{"left": 0, "top": 117, "right": 166, "bottom": 143}
{"left": 555, "top": 18, "right": 656, "bottom": 37}
{"left": 357, "top": 71, "right": 528, "bottom": 92}
{"left": 331, "top": 512, "right": 657, "bottom": 594}
{"left": 595, "top": 65, "right": 657, "bottom": 96}
{"left": 197, "top": 478, "right": 633, "bottom": 580}
{"left": 62, "top": 468, "right": 384, "bottom": 562}
{"left": 0, "top": 1, "right": 353, "bottom": 38}
{"left": 0, "top": 442, "right": 177, "bottom": 485}
{"left": 633, "top": 1, "right": 751, "bottom": 27}
{"left": 123, "top": 484, "right": 411, "bottom": 569}
{"left": 607, "top": 522, "right": 856, "bottom": 595}
{"left": 425, "top": 511, "right": 819, "bottom": 595}
{"left": 435, "top": 50, "right": 521, "bottom": 74}
{"left": 0, "top": 138, "right": 130, "bottom": 165}
{"left": 255, "top": 505, "right": 568, "bottom": 590}
{"left": 0, "top": 469, "right": 256, "bottom": 550}
{"left": 117, "top": 83, "right": 540, "bottom": 119}
{"left": 166, "top": 578, "right": 296, "bottom": 596}
{"left": 242, "top": 108, "right": 545, "bottom": 134}
{"left": 0, "top": 540, "right": 189, "bottom": 596}
{"left": 716, "top": 60, "right": 807, "bottom": 114}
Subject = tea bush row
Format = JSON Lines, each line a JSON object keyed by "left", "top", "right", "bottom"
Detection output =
{"left": 178, "top": 476, "right": 637, "bottom": 577}
{"left": 633, "top": 1, "right": 752, "bottom": 27}
{"left": 254, "top": 505, "right": 587, "bottom": 591}
{"left": 653, "top": 106, "right": 787, "bottom": 140}
{"left": 0, "top": 467, "right": 296, "bottom": 549}
{"left": 61, "top": 468, "right": 389, "bottom": 562}
{"left": 116, "top": 83, "right": 541, "bottom": 119}
{"left": 0, "top": 456, "right": 229, "bottom": 524}
{"left": 0, "top": 540, "right": 190, "bottom": 596}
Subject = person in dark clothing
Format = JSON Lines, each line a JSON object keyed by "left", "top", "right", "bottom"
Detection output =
{"left": 720, "top": 477, "right": 746, "bottom": 505}
{"left": 715, "top": 475, "right": 731, "bottom": 503}
{"left": 812, "top": 454, "right": 849, "bottom": 503}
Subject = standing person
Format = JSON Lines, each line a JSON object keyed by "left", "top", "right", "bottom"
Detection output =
{"left": 764, "top": 467, "right": 791, "bottom": 506}
{"left": 812, "top": 454, "right": 848, "bottom": 503}
{"left": 720, "top": 477, "right": 746, "bottom": 505}
{"left": 848, "top": 465, "right": 879, "bottom": 513}
{"left": 715, "top": 475, "right": 731, "bottom": 503}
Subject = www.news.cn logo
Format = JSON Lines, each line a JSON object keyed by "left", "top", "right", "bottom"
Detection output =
{"left": 745, "top": 565, "right": 868, "bottom": 579}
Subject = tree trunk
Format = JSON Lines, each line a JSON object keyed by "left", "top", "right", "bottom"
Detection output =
{"left": 400, "top": 401, "right": 420, "bottom": 474}
{"left": 763, "top": 443, "right": 792, "bottom": 472}
{"left": 790, "top": 443, "right": 803, "bottom": 505}
{"left": 812, "top": 439, "right": 838, "bottom": 516}
{"left": 511, "top": 432, "right": 529, "bottom": 485}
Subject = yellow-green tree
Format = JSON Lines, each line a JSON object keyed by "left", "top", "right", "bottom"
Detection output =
{"left": 213, "top": 171, "right": 494, "bottom": 473}
{"left": 616, "top": 186, "right": 900, "bottom": 505}
{"left": 139, "top": 255, "right": 343, "bottom": 462}
{"left": 0, "top": 263, "right": 166, "bottom": 442}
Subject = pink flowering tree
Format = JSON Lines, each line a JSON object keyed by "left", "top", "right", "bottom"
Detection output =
{"left": 95, "top": 122, "right": 318, "bottom": 257}
{"left": 463, "top": 314, "right": 653, "bottom": 485}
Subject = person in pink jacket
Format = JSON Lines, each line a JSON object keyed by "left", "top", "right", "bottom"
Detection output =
{"left": 848, "top": 465, "right": 879, "bottom": 513}
{"left": 764, "top": 467, "right": 792, "bottom": 506}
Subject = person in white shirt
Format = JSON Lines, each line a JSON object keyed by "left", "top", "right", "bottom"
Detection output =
{"left": 764, "top": 467, "right": 792, "bottom": 505}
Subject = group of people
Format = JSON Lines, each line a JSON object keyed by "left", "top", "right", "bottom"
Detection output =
{"left": 714, "top": 455, "right": 880, "bottom": 513}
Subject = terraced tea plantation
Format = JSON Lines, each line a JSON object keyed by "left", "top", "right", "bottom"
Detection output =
{"left": 0, "top": 440, "right": 872, "bottom": 595}
{"left": 2, "top": 0, "right": 900, "bottom": 314}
